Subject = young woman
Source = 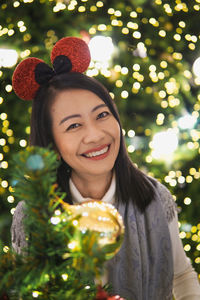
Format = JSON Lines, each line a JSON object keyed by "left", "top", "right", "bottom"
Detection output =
{"left": 11, "top": 37, "right": 200, "bottom": 300}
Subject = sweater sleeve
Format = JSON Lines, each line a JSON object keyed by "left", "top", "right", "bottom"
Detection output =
{"left": 10, "top": 201, "right": 28, "bottom": 255}
{"left": 169, "top": 212, "right": 200, "bottom": 300}
{"left": 157, "top": 182, "right": 200, "bottom": 299}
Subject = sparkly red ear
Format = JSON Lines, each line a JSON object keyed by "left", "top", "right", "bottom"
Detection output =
{"left": 12, "top": 57, "right": 44, "bottom": 100}
{"left": 51, "top": 37, "right": 91, "bottom": 73}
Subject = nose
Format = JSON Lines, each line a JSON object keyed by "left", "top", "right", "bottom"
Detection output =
{"left": 82, "top": 123, "right": 105, "bottom": 144}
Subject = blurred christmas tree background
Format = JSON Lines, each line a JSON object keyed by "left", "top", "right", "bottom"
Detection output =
{"left": 0, "top": 0, "right": 199, "bottom": 279}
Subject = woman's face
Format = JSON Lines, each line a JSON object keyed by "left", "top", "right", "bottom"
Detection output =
{"left": 50, "top": 89, "right": 121, "bottom": 181}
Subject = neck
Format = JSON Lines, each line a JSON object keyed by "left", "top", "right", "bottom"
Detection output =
{"left": 71, "top": 171, "right": 113, "bottom": 200}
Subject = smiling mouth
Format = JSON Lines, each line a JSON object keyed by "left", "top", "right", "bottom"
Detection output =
{"left": 82, "top": 145, "right": 110, "bottom": 158}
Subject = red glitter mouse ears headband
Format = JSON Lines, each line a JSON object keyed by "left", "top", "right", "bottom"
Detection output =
{"left": 12, "top": 37, "right": 91, "bottom": 101}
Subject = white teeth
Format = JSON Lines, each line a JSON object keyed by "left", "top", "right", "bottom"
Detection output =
{"left": 85, "top": 146, "right": 109, "bottom": 158}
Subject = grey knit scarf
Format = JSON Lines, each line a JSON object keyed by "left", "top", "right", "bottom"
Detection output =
{"left": 106, "top": 181, "right": 174, "bottom": 300}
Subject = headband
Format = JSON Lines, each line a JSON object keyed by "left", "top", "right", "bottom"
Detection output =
{"left": 12, "top": 37, "right": 91, "bottom": 100}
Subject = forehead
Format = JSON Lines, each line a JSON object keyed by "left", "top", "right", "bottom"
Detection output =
{"left": 50, "top": 88, "right": 107, "bottom": 119}
{"left": 53, "top": 88, "right": 105, "bottom": 107}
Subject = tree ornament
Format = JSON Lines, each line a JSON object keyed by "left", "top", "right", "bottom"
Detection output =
{"left": 95, "top": 286, "right": 125, "bottom": 300}
{"left": 95, "top": 285, "right": 109, "bottom": 299}
{"left": 107, "top": 296, "right": 125, "bottom": 300}
{"left": 61, "top": 200, "right": 124, "bottom": 259}
{"left": 0, "top": 293, "right": 9, "bottom": 300}
{"left": 26, "top": 154, "right": 44, "bottom": 171}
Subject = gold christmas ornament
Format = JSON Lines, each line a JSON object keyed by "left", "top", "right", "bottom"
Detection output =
{"left": 61, "top": 200, "right": 125, "bottom": 259}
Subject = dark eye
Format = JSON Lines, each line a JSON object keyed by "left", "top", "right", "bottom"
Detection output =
{"left": 66, "top": 123, "right": 81, "bottom": 131}
{"left": 97, "top": 111, "right": 110, "bottom": 119}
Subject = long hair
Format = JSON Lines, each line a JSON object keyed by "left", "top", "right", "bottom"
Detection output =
{"left": 30, "top": 72, "right": 156, "bottom": 211}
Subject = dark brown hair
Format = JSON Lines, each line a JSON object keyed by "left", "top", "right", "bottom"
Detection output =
{"left": 30, "top": 72, "right": 156, "bottom": 211}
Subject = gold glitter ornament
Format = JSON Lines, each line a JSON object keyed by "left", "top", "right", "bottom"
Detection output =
{"left": 61, "top": 200, "right": 125, "bottom": 259}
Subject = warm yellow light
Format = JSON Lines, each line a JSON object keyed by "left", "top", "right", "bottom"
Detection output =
{"left": 133, "top": 82, "right": 140, "bottom": 89}
{"left": 121, "top": 67, "right": 128, "bottom": 75}
{"left": 184, "top": 197, "right": 192, "bottom": 205}
{"left": 174, "top": 34, "right": 181, "bottom": 41}
{"left": 179, "top": 21, "right": 185, "bottom": 28}
{"left": 13, "top": 1, "right": 20, "bottom": 7}
{"left": 62, "top": 274, "right": 69, "bottom": 281}
{"left": 19, "top": 139, "right": 27, "bottom": 147}
{"left": 17, "top": 21, "right": 24, "bottom": 27}
{"left": 188, "top": 43, "right": 195, "bottom": 50}
{"left": 184, "top": 244, "right": 191, "bottom": 252}
{"left": 96, "top": 1, "right": 103, "bottom": 7}
{"left": 108, "top": 8, "right": 115, "bottom": 14}
{"left": 89, "top": 27, "right": 96, "bottom": 34}
{"left": 179, "top": 231, "right": 186, "bottom": 239}
{"left": 161, "top": 100, "right": 168, "bottom": 108}
{"left": 130, "top": 11, "right": 137, "bottom": 18}
{"left": 114, "top": 65, "right": 121, "bottom": 72}
{"left": 127, "top": 22, "right": 138, "bottom": 30}
{"left": 172, "top": 52, "right": 182, "bottom": 60}
{"left": 163, "top": 4, "right": 172, "bottom": 14}
{"left": 1, "top": 180, "right": 8, "bottom": 188}
{"left": 127, "top": 145, "right": 135, "bottom": 153}
{"left": 20, "top": 49, "right": 31, "bottom": 58}
{"left": 78, "top": 6, "right": 86, "bottom": 12}
{"left": 149, "top": 65, "right": 156, "bottom": 72}
{"left": 176, "top": 27, "right": 182, "bottom": 34}
{"left": 133, "top": 31, "right": 141, "bottom": 39}
{"left": 114, "top": 10, "right": 121, "bottom": 17}
{"left": 145, "top": 87, "right": 152, "bottom": 94}
{"left": 194, "top": 4, "right": 200, "bottom": 10}
{"left": 0, "top": 138, "right": 6, "bottom": 146}
{"left": 189, "top": 168, "right": 196, "bottom": 175}
{"left": 133, "top": 64, "right": 140, "bottom": 71}
{"left": 146, "top": 155, "right": 152, "bottom": 163}
{"left": 7, "top": 195, "right": 15, "bottom": 203}
{"left": 186, "top": 175, "right": 193, "bottom": 183}
{"left": 149, "top": 18, "right": 159, "bottom": 27}
{"left": 158, "top": 72, "right": 165, "bottom": 80}
{"left": 68, "top": 4, "right": 75, "bottom": 10}
{"left": 121, "top": 90, "right": 129, "bottom": 99}
{"left": 159, "top": 30, "right": 166, "bottom": 37}
{"left": 8, "top": 137, "right": 15, "bottom": 144}
{"left": 160, "top": 61, "right": 167, "bottom": 68}
{"left": 183, "top": 70, "right": 192, "bottom": 79}
{"left": 98, "top": 24, "right": 107, "bottom": 31}
{"left": 1, "top": 161, "right": 8, "bottom": 169}
{"left": 128, "top": 130, "right": 135, "bottom": 138}
{"left": 116, "top": 80, "right": 123, "bottom": 88}
{"left": 32, "top": 291, "right": 39, "bottom": 298}
{"left": 6, "top": 129, "right": 13, "bottom": 137}
{"left": 178, "top": 176, "right": 185, "bottom": 184}
{"left": 122, "top": 28, "right": 129, "bottom": 34}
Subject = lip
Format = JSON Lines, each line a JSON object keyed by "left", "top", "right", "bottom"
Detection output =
{"left": 81, "top": 144, "right": 110, "bottom": 161}
{"left": 82, "top": 144, "right": 110, "bottom": 155}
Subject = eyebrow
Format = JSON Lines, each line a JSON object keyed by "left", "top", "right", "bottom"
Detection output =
{"left": 59, "top": 103, "right": 107, "bottom": 125}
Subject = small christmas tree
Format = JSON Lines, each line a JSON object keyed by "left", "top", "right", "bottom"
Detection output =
{"left": 0, "top": 146, "right": 124, "bottom": 300}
